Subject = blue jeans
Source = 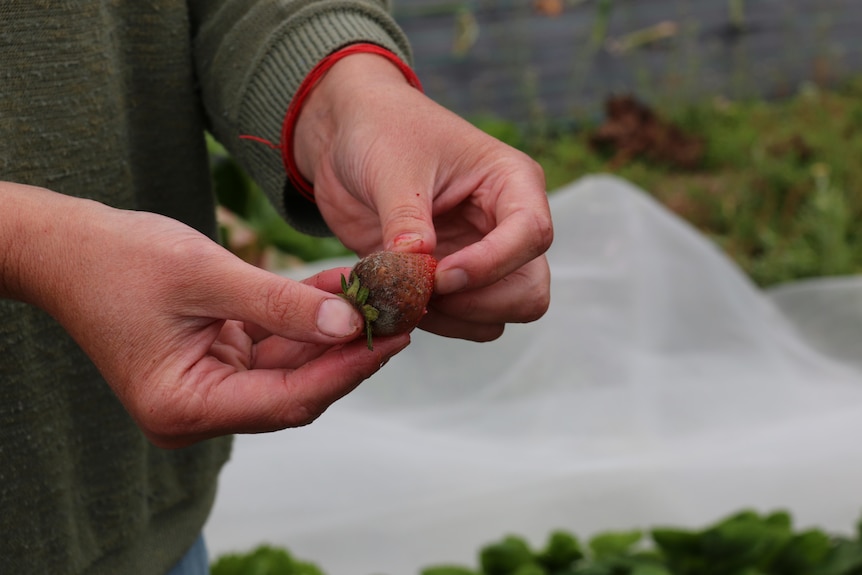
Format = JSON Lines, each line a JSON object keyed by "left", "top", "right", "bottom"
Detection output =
{"left": 166, "top": 534, "right": 209, "bottom": 575}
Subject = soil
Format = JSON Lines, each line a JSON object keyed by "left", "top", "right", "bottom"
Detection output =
{"left": 588, "top": 95, "right": 705, "bottom": 170}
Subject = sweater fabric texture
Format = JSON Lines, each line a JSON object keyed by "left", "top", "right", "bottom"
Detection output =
{"left": 0, "top": 1, "right": 411, "bottom": 573}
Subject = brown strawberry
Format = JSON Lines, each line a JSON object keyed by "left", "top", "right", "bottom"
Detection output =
{"left": 340, "top": 251, "right": 438, "bottom": 350}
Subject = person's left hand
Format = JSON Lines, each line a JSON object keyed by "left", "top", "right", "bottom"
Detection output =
{"left": 0, "top": 183, "right": 409, "bottom": 448}
{"left": 294, "top": 53, "right": 553, "bottom": 342}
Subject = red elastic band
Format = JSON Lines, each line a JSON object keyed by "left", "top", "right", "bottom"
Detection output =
{"left": 240, "top": 43, "right": 423, "bottom": 203}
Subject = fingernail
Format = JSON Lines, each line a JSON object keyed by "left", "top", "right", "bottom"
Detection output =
{"left": 317, "top": 299, "right": 361, "bottom": 338}
{"left": 436, "top": 268, "right": 468, "bottom": 294}
{"left": 387, "top": 233, "right": 424, "bottom": 251}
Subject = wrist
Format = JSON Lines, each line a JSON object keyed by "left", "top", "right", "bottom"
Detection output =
{"left": 291, "top": 47, "right": 422, "bottom": 197}
{"left": 0, "top": 182, "right": 102, "bottom": 312}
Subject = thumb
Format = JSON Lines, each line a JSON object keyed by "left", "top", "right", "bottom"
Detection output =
{"left": 192, "top": 258, "right": 363, "bottom": 343}
{"left": 373, "top": 180, "right": 437, "bottom": 254}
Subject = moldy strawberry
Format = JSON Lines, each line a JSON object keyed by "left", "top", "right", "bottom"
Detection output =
{"left": 340, "top": 251, "right": 437, "bottom": 350}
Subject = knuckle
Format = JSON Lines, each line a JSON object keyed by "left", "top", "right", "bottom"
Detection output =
{"left": 512, "top": 149, "right": 547, "bottom": 189}
{"left": 524, "top": 154, "right": 546, "bottom": 182}
{"left": 385, "top": 203, "right": 428, "bottom": 237}
{"left": 522, "top": 284, "right": 551, "bottom": 322}
{"left": 508, "top": 264, "right": 551, "bottom": 323}
{"left": 526, "top": 209, "right": 554, "bottom": 255}
{"left": 507, "top": 154, "right": 553, "bottom": 256}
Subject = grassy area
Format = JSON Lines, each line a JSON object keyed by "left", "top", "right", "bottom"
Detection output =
{"left": 479, "top": 79, "right": 862, "bottom": 287}
{"left": 213, "top": 80, "right": 862, "bottom": 288}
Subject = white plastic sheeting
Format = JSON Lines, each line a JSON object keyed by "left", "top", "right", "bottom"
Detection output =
{"left": 204, "top": 175, "right": 862, "bottom": 574}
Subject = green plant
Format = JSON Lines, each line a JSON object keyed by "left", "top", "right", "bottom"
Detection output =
{"left": 418, "top": 510, "right": 862, "bottom": 575}
{"left": 590, "top": 0, "right": 614, "bottom": 49}
{"left": 491, "top": 80, "right": 862, "bottom": 287}
{"left": 215, "top": 510, "right": 862, "bottom": 575}
{"left": 728, "top": 0, "right": 746, "bottom": 32}
{"left": 207, "top": 134, "right": 351, "bottom": 265}
{"left": 210, "top": 545, "right": 325, "bottom": 575}
{"left": 209, "top": 79, "right": 862, "bottom": 287}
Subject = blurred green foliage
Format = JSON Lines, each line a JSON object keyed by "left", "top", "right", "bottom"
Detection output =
{"left": 207, "top": 135, "right": 351, "bottom": 264}
{"left": 489, "top": 79, "right": 862, "bottom": 287}
{"left": 212, "top": 510, "right": 862, "bottom": 575}
{"left": 210, "top": 79, "right": 862, "bottom": 287}
{"left": 211, "top": 545, "right": 324, "bottom": 575}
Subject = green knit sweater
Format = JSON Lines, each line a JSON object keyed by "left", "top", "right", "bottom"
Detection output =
{"left": 0, "top": 2, "right": 410, "bottom": 573}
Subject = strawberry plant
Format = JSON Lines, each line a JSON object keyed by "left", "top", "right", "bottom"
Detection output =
{"left": 422, "top": 510, "right": 862, "bottom": 575}
{"left": 212, "top": 509, "right": 862, "bottom": 575}
{"left": 210, "top": 545, "right": 323, "bottom": 575}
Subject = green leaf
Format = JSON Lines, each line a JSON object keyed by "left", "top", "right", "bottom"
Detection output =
{"left": 365, "top": 322, "right": 375, "bottom": 350}
{"left": 812, "top": 538, "right": 862, "bottom": 575}
{"left": 480, "top": 535, "right": 535, "bottom": 575}
{"left": 589, "top": 530, "right": 643, "bottom": 560}
{"left": 357, "top": 285, "right": 370, "bottom": 306}
{"left": 512, "top": 563, "right": 547, "bottom": 575}
{"left": 536, "top": 530, "right": 584, "bottom": 570}
{"left": 568, "top": 566, "right": 612, "bottom": 575}
{"left": 650, "top": 528, "right": 707, "bottom": 574}
{"left": 770, "top": 529, "right": 832, "bottom": 574}
{"left": 764, "top": 510, "right": 793, "bottom": 531}
{"left": 207, "top": 134, "right": 351, "bottom": 263}
{"left": 292, "top": 561, "right": 326, "bottom": 575}
{"left": 697, "top": 510, "right": 793, "bottom": 573}
{"left": 629, "top": 563, "right": 674, "bottom": 575}
{"left": 362, "top": 304, "right": 379, "bottom": 323}
{"left": 651, "top": 527, "right": 702, "bottom": 557}
{"left": 421, "top": 566, "right": 480, "bottom": 575}
{"left": 210, "top": 545, "right": 324, "bottom": 575}
{"left": 211, "top": 154, "right": 255, "bottom": 218}
{"left": 342, "top": 274, "right": 361, "bottom": 300}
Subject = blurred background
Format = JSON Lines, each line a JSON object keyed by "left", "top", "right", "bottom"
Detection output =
{"left": 208, "top": 4, "right": 862, "bottom": 573}
{"left": 213, "top": 0, "right": 862, "bottom": 288}
{"left": 395, "top": 0, "right": 858, "bottom": 124}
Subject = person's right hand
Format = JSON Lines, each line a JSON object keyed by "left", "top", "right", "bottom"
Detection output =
{"left": 293, "top": 53, "right": 553, "bottom": 344}
{"left": 0, "top": 182, "right": 408, "bottom": 448}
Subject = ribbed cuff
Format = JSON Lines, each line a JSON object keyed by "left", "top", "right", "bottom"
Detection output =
{"left": 234, "top": 6, "right": 413, "bottom": 236}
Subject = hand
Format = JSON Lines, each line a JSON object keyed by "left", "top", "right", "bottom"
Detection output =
{"left": 294, "top": 53, "right": 553, "bottom": 341}
{"left": 1, "top": 183, "right": 409, "bottom": 448}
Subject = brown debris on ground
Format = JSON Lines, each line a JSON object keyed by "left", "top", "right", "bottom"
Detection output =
{"left": 589, "top": 95, "right": 705, "bottom": 169}
{"left": 766, "top": 134, "right": 814, "bottom": 164}
{"left": 533, "top": 0, "right": 564, "bottom": 17}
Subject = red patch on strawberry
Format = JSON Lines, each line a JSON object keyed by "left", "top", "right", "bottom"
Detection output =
{"left": 340, "top": 251, "right": 438, "bottom": 350}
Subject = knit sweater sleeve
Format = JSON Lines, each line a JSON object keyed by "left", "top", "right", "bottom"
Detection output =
{"left": 189, "top": 0, "right": 413, "bottom": 236}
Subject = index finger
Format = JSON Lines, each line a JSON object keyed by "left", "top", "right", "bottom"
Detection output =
{"left": 435, "top": 167, "right": 553, "bottom": 294}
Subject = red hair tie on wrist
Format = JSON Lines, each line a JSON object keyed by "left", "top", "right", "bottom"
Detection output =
{"left": 240, "top": 43, "right": 423, "bottom": 203}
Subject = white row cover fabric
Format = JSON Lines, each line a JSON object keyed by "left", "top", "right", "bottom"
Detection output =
{"left": 205, "top": 175, "right": 862, "bottom": 574}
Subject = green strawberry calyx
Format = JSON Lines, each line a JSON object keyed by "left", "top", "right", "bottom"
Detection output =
{"left": 339, "top": 272, "right": 380, "bottom": 350}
